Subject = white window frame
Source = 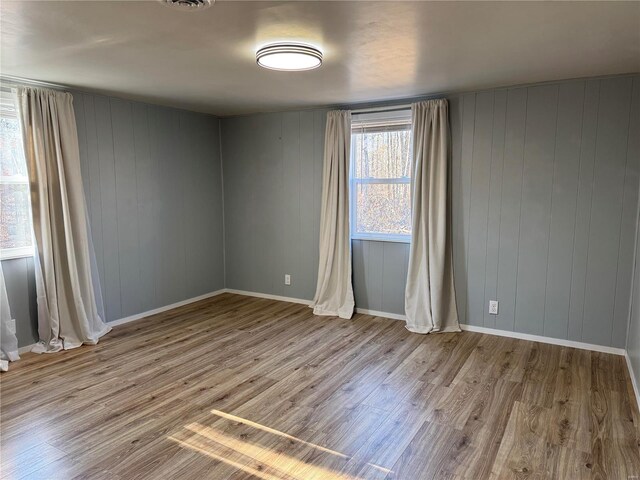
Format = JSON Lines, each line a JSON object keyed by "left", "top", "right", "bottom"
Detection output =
{"left": 349, "top": 109, "right": 412, "bottom": 244}
{"left": 0, "top": 88, "right": 34, "bottom": 261}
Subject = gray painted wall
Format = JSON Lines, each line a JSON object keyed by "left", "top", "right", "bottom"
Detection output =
{"left": 627, "top": 205, "right": 640, "bottom": 396}
{"left": 74, "top": 92, "right": 225, "bottom": 321}
{"left": 4, "top": 74, "right": 638, "bottom": 350}
{"left": 222, "top": 110, "right": 328, "bottom": 300}
{"left": 4, "top": 91, "right": 225, "bottom": 346}
{"left": 451, "top": 76, "right": 639, "bottom": 348}
{"left": 219, "top": 112, "right": 413, "bottom": 313}
{"left": 627, "top": 107, "right": 640, "bottom": 394}
{"left": 222, "top": 74, "right": 640, "bottom": 349}
{"left": 2, "top": 257, "right": 38, "bottom": 347}
{"left": 352, "top": 240, "right": 409, "bottom": 316}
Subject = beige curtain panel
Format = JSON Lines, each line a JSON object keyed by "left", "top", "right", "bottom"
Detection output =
{"left": 0, "top": 261, "right": 19, "bottom": 371}
{"left": 404, "top": 99, "right": 460, "bottom": 334}
{"left": 17, "top": 87, "right": 110, "bottom": 353}
{"left": 311, "top": 110, "right": 355, "bottom": 319}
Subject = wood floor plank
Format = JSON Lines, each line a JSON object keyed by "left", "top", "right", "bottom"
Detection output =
{"left": 386, "top": 421, "right": 463, "bottom": 480}
{"left": 489, "top": 400, "right": 554, "bottom": 479}
{"left": 1, "top": 293, "right": 638, "bottom": 480}
{"left": 546, "top": 348, "right": 591, "bottom": 453}
{"left": 440, "top": 378, "right": 523, "bottom": 479}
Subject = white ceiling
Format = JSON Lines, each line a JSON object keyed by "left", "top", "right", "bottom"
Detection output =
{"left": 1, "top": 1, "right": 639, "bottom": 116}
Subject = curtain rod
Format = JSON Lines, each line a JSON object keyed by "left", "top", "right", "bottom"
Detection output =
{"left": 351, "top": 104, "right": 411, "bottom": 115}
{"left": 0, "top": 75, "right": 67, "bottom": 90}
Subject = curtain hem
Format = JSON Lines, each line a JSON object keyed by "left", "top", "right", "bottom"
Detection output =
{"left": 31, "top": 323, "right": 112, "bottom": 354}
{"left": 405, "top": 324, "right": 462, "bottom": 334}
{"left": 312, "top": 305, "right": 354, "bottom": 320}
{"left": 63, "top": 323, "right": 112, "bottom": 350}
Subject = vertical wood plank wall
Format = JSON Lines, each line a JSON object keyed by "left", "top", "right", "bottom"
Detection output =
{"left": 4, "top": 91, "right": 227, "bottom": 346}
{"left": 3, "top": 75, "right": 638, "bottom": 349}
{"left": 1, "top": 257, "right": 38, "bottom": 346}
{"left": 222, "top": 110, "right": 328, "bottom": 301}
{"left": 627, "top": 171, "right": 640, "bottom": 389}
{"left": 221, "top": 75, "right": 640, "bottom": 349}
{"left": 73, "top": 92, "right": 226, "bottom": 322}
{"left": 450, "top": 76, "right": 640, "bottom": 348}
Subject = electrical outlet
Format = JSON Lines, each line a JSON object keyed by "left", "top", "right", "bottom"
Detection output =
{"left": 284, "top": 274, "right": 291, "bottom": 286}
{"left": 489, "top": 300, "right": 499, "bottom": 315}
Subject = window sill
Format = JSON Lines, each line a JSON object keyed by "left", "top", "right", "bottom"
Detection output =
{"left": 0, "top": 247, "right": 35, "bottom": 261}
{"left": 351, "top": 235, "right": 411, "bottom": 244}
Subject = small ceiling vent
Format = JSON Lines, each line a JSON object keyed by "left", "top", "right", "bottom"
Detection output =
{"left": 160, "top": 0, "right": 213, "bottom": 11}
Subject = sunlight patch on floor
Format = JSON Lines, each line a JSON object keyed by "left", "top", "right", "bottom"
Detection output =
{"left": 209, "top": 409, "right": 348, "bottom": 458}
{"left": 169, "top": 436, "right": 289, "bottom": 480}
{"left": 168, "top": 409, "right": 393, "bottom": 479}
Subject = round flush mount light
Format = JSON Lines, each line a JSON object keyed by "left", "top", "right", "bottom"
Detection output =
{"left": 160, "top": 0, "right": 213, "bottom": 11}
{"left": 256, "top": 44, "right": 323, "bottom": 71}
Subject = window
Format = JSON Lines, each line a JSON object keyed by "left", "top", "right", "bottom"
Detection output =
{"left": 350, "top": 109, "right": 412, "bottom": 242}
{"left": 0, "top": 89, "right": 33, "bottom": 260}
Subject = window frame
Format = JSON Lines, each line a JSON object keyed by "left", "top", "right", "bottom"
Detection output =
{"left": 0, "top": 88, "right": 34, "bottom": 261}
{"left": 349, "top": 109, "right": 412, "bottom": 244}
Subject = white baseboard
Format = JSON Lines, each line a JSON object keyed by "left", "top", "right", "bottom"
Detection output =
{"left": 108, "top": 289, "right": 227, "bottom": 327}
{"left": 224, "top": 289, "right": 312, "bottom": 306}
{"left": 460, "top": 323, "right": 625, "bottom": 356}
{"left": 13, "top": 289, "right": 226, "bottom": 355}
{"left": 227, "top": 290, "right": 624, "bottom": 356}
{"left": 14, "top": 288, "right": 630, "bottom": 363}
{"left": 625, "top": 352, "right": 640, "bottom": 410}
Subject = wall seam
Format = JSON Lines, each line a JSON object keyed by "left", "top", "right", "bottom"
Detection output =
{"left": 512, "top": 88, "right": 529, "bottom": 332}
{"left": 626, "top": 78, "right": 640, "bottom": 353}
{"left": 581, "top": 82, "right": 602, "bottom": 343}
{"left": 626, "top": 169, "right": 640, "bottom": 353}
{"left": 464, "top": 94, "right": 476, "bottom": 324}
{"left": 494, "top": 90, "right": 509, "bottom": 326}
{"left": 92, "top": 97, "right": 106, "bottom": 303}
{"left": 218, "top": 119, "right": 227, "bottom": 289}
{"left": 147, "top": 106, "right": 158, "bottom": 307}
{"left": 611, "top": 79, "right": 636, "bottom": 347}
{"left": 107, "top": 98, "right": 123, "bottom": 319}
{"left": 481, "top": 91, "right": 496, "bottom": 327}
{"left": 129, "top": 101, "right": 142, "bottom": 314}
{"left": 566, "top": 81, "right": 587, "bottom": 340}
{"left": 542, "top": 86, "right": 561, "bottom": 337}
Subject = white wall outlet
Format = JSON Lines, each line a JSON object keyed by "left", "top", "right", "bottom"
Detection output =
{"left": 284, "top": 274, "right": 291, "bottom": 286}
{"left": 489, "top": 300, "right": 499, "bottom": 315}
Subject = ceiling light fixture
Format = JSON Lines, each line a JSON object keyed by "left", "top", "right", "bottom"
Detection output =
{"left": 160, "top": 0, "right": 213, "bottom": 11}
{"left": 256, "top": 44, "right": 323, "bottom": 71}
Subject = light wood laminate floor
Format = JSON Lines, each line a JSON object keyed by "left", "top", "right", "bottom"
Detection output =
{"left": 1, "top": 293, "right": 639, "bottom": 479}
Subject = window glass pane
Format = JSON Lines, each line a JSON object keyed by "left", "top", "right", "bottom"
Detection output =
{"left": 352, "top": 127, "right": 411, "bottom": 180}
{"left": 1, "top": 105, "right": 32, "bottom": 254}
{"left": 355, "top": 182, "right": 411, "bottom": 236}
{"left": 0, "top": 116, "right": 28, "bottom": 178}
{"left": 0, "top": 183, "right": 32, "bottom": 249}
